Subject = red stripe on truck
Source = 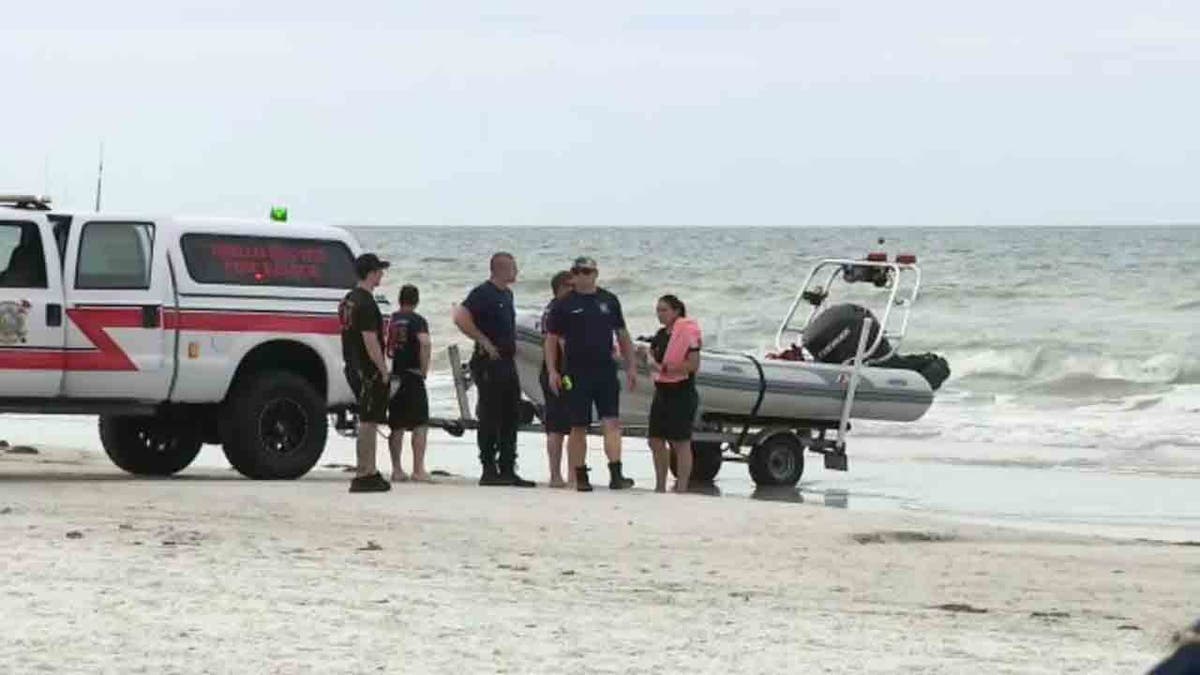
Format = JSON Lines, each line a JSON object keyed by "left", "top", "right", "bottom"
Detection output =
{"left": 0, "top": 308, "right": 339, "bottom": 372}
{"left": 163, "top": 310, "right": 340, "bottom": 334}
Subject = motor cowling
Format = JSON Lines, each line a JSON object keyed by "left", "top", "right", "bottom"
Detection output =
{"left": 802, "top": 303, "right": 890, "bottom": 364}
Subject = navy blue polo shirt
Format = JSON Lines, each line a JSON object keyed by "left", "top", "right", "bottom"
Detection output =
{"left": 546, "top": 288, "right": 626, "bottom": 371}
{"left": 462, "top": 280, "right": 516, "bottom": 358}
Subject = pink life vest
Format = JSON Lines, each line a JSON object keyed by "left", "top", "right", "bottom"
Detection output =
{"left": 655, "top": 317, "right": 702, "bottom": 384}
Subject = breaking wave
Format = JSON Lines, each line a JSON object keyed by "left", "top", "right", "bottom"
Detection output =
{"left": 948, "top": 347, "right": 1200, "bottom": 396}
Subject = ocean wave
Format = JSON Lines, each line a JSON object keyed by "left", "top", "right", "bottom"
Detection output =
{"left": 1174, "top": 298, "right": 1200, "bottom": 311}
{"left": 949, "top": 347, "right": 1200, "bottom": 392}
{"left": 1019, "top": 373, "right": 1167, "bottom": 398}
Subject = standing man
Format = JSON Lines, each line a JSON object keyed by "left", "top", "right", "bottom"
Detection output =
{"left": 545, "top": 256, "right": 637, "bottom": 492}
{"left": 339, "top": 253, "right": 392, "bottom": 493}
{"left": 539, "top": 270, "right": 574, "bottom": 488}
{"left": 453, "top": 252, "right": 535, "bottom": 487}
{"left": 386, "top": 284, "right": 432, "bottom": 483}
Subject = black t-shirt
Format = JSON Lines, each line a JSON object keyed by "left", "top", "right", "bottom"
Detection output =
{"left": 546, "top": 288, "right": 626, "bottom": 370}
{"left": 462, "top": 281, "right": 516, "bottom": 359}
{"left": 386, "top": 310, "right": 429, "bottom": 375}
{"left": 338, "top": 287, "right": 384, "bottom": 373}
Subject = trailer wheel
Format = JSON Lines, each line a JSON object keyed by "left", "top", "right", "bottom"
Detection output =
{"left": 221, "top": 370, "right": 327, "bottom": 479}
{"left": 518, "top": 399, "right": 538, "bottom": 426}
{"left": 671, "top": 441, "right": 723, "bottom": 483}
{"left": 99, "top": 415, "right": 203, "bottom": 476}
{"left": 748, "top": 432, "right": 805, "bottom": 487}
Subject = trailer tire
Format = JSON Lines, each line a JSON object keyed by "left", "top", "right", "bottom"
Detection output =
{"left": 221, "top": 370, "right": 327, "bottom": 480}
{"left": 748, "top": 432, "right": 805, "bottom": 487}
{"left": 671, "top": 441, "right": 723, "bottom": 483}
{"left": 99, "top": 415, "right": 203, "bottom": 477}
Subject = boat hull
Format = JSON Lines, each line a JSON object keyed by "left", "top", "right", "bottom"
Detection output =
{"left": 514, "top": 310, "right": 933, "bottom": 427}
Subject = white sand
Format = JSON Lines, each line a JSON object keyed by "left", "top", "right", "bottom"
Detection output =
{"left": 1, "top": 446, "right": 1196, "bottom": 674}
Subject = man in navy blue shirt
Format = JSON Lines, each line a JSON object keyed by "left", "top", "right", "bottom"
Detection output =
{"left": 453, "top": 252, "right": 535, "bottom": 487}
{"left": 545, "top": 256, "right": 637, "bottom": 491}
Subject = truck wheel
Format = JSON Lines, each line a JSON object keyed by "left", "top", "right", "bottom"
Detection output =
{"left": 99, "top": 415, "right": 202, "bottom": 476}
{"left": 221, "top": 370, "right": 328, "bottom": 479}
{"left": 670, "top": 441, "right": 723, "bottom": 483}
{"left": 748, "top": 432, "right": 805, "bottom": 487}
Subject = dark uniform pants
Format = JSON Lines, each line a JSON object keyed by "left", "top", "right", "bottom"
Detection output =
{"left": 472, "top": 356, "right": 520, "bottom": 471}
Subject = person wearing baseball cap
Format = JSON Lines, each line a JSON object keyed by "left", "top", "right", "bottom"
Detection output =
{"left": 544, "top": 256, "right": 637, "bottom": 491}
{"left": 340, "top": 252, "right": 391, "bottom": 493}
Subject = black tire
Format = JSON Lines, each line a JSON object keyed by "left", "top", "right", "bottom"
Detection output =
{"left": 220, "top": 370, "right": 328, "bottom": 479}
{"left": 518, "top": 399, "right": 538, "bottom": 426}
{"left": 670, "top": 441, "right": 723, "bottom": 483}
{"left": 748, "top": 432, "right": 805, "bottom": 487}
{"left": 99, "top": 415, "right": 203, "bottom": 477}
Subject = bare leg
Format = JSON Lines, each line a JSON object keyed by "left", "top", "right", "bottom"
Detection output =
{"left": 602, "top": 418, "right": 622, "bottom": 463}
{"left": 356, "top": 422, "right": 379, "bottom": 478}
{"left": 649, "top": 437, "right": 669, "bottom": 493}
{"left": 547, "top": 432, "right": 566, "bottom": 487}
{"left": 388, "top": 429, "right": 408, "bottom": 482}
{"left": 672, "top": 440, "right": 693, "bottom": 493}
{"left": 410, "top": 427, "right": 429, "bottom": 481}
{"left": 568, "top": 427, "right": 588, "bottom": 476}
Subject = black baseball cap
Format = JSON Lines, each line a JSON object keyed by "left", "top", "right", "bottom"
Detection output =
{"left": 354, "top": 253, "right": 390, "bottom": 278}
{"left": 571, "top": 256, "right": 598, "bottom": 272}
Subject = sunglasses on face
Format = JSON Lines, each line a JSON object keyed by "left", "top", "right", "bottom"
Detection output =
{"left": 572, "top": 268, "right": 597, "bottom": 276}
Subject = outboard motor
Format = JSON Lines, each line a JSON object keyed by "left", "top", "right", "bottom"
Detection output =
{"left": 802, "top": 303, "right": 890, "bottom": 364}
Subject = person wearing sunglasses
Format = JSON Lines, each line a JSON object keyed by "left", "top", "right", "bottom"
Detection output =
{"left": 544, "top": 256, "right": 637, "bottom": 491}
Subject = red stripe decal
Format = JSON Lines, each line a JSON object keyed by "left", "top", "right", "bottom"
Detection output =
{"left": 164, "top": 311, "right": 339, "bottom": 334}
{"left": 0, "top": 308, "right": 338, "bottom": 372}
{"left": 0, "top": 350, "right": 67, "bottom": 370}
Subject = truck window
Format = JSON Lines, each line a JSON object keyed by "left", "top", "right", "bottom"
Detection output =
{"left": 0, "top": 220, "right": 48, "bottom": 289}
{"left": 180, "top": 234, "right": 356, "bottom": 288}
{"left": 76, "top": 221, "right": 154, "bottom": 290}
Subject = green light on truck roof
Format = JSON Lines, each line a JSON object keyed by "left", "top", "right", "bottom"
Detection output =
{"left": 270, "top": 206, "right": 288, "bottom": 222}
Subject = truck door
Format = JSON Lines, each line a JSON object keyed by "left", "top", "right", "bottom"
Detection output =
{"left": 0, "top": 216, "right": 65, "bottom": 397}
{"left": 62, "top": 218, "right": 174, "bottom": 400}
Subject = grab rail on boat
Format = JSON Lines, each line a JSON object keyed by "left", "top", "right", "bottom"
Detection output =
{"left": 773, "top": 257, "right": 922, "bottom": 363}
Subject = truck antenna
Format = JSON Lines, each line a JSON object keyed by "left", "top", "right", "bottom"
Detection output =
{"left": 93, "top": 141, "right": 105, "bottom": 212}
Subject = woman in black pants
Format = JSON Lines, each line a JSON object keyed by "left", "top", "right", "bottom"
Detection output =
{"left": 644, "top": 295, "right": 702, "bottom": 493}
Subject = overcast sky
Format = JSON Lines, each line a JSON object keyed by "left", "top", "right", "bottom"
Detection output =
{"left": 4, "top": 1, "right": 1200, "bottom": 226}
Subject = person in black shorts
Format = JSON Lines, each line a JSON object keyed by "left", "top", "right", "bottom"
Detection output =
{"left": 644, "top": 294, "right": 702, "bottom": 493}
{"left": 539, "top": 270, "right": 574, "bottom": 488}
{"left": 453, "top": 252, "right": 535, "bottom": 487}
{"left": 386, "top": 284, "right": 432, "bottom": 483}
{"left": 545, "top": 256, "right": 637, "bottom": 492}
{"left": 338, "top": 253, "right": 391, "bottom": 493}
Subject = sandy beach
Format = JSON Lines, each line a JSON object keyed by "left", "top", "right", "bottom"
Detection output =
{"left": 2, "top": 443, "right": 1195, "bottom": 674}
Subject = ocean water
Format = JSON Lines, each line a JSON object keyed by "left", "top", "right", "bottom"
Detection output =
{"left": 355, "top": 225, "right": 1200, "bottom": 477}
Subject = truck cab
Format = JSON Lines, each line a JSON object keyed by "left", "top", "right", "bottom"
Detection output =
{"left": 0, "top": 195, "right": 365, "bottom": 479}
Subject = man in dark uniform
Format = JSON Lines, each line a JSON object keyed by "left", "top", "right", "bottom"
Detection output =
{"left": 453, "top": 252, "right": 535, "bottom": 487}
{"left": 386, "top": 284, "right": 432, "bottom": 482}
{"left": 339, "top": 253, "right": 391, "bottom": 493}
{"left": 545, "top": 256, "right": 637, "bottom": 492}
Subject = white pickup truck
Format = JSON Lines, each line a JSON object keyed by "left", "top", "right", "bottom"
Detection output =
{"left": 0, "top": 195, "right": 365, "bottom": 479}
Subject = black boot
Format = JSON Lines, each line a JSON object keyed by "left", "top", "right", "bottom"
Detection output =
{"left": 500, "top": 465, "right": 536, "bottom": 488}
{"left": 575, "top": 465, "right": 593, "bottom": 492}
{"left": 479, "top": 463, "right": 507, "bottom": 486}
{"left": 608, "top": 461, "right": 634, "bottom": 490}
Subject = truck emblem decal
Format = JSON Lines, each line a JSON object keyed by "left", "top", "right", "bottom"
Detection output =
{"left": 0, "top": 300, "right": 31, "bottom": 345}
